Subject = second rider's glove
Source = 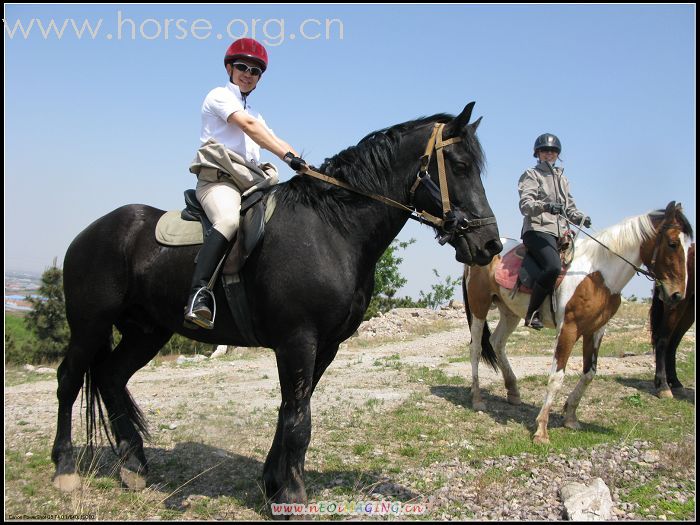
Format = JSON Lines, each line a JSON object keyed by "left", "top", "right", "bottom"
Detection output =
{"left": 546, "top": 202, "right": 564, "bottom": 215}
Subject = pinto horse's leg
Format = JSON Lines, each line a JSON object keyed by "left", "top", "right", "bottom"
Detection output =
{"left": 263, "top": 336, "right": 317, "bottom": 506}
{"left": 469, "top": 317, "right": 488, "bottom": 411}
{"left": 92, "top": 322, "right": 172, "bottom": 490}
{"left": 52, "top": 329, "right": 111, "bottom": 492}
{"left": 563, "top": 328, "right": 605, "bottom": 430}
{"left": 533, "top": 321, "right": 579, "bottom": 444}
{"left": 491, "top": 310, "right": 522, "bottom": 405}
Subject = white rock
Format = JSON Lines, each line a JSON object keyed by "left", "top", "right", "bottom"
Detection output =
{"left": 211, "top": 345, "right": 229, "bottom": 359}
{"left": 560, "top": 478, "right": 613, "bottom": 521}
{"left": 642, "top": 450, "right": 660, "bottom": 464}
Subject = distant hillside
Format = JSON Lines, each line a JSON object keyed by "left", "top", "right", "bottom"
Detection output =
{"left": 5, "top": 271, "right": 42, "bottom": 313}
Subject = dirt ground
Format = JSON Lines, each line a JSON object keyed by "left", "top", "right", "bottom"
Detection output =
{"left": 4, "top": 309, "right": 695, "bottom": 520}
{"left": 4, "top": 321, "right": 664, "bottom": 439}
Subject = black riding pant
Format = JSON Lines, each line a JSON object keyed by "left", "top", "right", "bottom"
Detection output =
{"left": 522, "top": 230, "right": 561, "bottom": 291}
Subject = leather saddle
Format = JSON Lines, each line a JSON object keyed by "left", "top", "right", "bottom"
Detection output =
{"left": 181, "top": 189, "right": 266, "bottom": 276}
{"left": 495, "top": 243, "right": 568, "bottom": 294}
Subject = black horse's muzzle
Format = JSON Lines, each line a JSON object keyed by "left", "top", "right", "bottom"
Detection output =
{"left": 437, "top": 209, "right": 498, "bottom": 246}
{"left": 445, "top": 214, "right": 502, "bottom": 266}
{"left": 656, "top": 281, "right": 686, "bottom": 307}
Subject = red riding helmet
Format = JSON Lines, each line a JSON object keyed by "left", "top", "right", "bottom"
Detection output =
{"left": 224, "top": 38, "right": 268, "bottom": 72}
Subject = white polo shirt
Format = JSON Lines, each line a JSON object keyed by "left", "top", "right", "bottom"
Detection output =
{"left": 200, "top": 82, "right": 274, "bottom": 165}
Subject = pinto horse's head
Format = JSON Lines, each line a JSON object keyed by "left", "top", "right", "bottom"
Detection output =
{"left": 412, "top": 103, "right": 502, "bottom": 266}
{"left": 644, "top": 201, "right": 694, "bottom": 307}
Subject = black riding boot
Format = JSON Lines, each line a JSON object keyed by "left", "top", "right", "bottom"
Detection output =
{"left": 183, "top": 228, "right": 230, "bottom": 329}
{"left": 524, "top": 282, "right": 550, "bottom": 330}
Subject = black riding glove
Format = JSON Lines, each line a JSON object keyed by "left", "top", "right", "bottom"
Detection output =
{"left": 546, "top": 202, "right": 564, "bottom": 215}
{"left": 581, "top": 216, "right": 592, "bottom": 228}
{"left": 284, "top": 152, "right": 307, "bottom": 172}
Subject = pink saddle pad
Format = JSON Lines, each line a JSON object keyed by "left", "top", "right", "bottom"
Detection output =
{"left": 495, "top": 243, "right": 567, "bottom": 294}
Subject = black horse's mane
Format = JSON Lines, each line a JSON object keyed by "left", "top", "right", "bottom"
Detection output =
{"left": 274, "top": 113, "right": 484, "bottom": 233}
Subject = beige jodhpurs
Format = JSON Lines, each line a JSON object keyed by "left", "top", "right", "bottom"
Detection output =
{"left": 195, "top": 178, "right": 241, "bottom": 241}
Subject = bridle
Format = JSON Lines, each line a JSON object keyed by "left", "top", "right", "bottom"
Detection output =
{"left": 297, "top": 122, "right": 496, "bottom": 244}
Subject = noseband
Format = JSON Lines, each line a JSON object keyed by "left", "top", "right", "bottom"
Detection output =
{"left": 297, "top": 123, "right": 496, "bottom": 243}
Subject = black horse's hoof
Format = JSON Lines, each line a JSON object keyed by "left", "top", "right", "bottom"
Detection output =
{"left": 53, "top": 473, "right": 81, "bottom": 492}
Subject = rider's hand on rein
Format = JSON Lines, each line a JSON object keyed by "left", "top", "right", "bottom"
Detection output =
{"left": 284, "top": 152, "right": 307, "bottom": 172}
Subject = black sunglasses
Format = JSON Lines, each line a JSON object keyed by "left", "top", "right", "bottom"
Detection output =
{"left": 232, "top": 62, "right": 263, "bottom": 76}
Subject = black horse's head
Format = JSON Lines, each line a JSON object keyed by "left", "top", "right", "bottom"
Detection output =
{"left": 411, "top": 103, "right": 502, "bottom": 265}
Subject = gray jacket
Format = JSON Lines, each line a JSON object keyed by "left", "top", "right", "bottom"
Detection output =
{"left": 518, "top": 162, "right": 585, "bottom": 238}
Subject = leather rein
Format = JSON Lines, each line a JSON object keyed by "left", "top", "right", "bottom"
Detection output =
{"left": 296, "top": 123, "right": 496, "bottom": 242}
{"left": 562, "top": 215, "right": 659, "bottom": 282}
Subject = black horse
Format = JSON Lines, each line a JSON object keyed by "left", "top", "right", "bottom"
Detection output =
{"left": 650, "top": 241, "right": 695, "bottom": 397}
{"left": 51, "top": 103, "right": 502, "bottom": 506}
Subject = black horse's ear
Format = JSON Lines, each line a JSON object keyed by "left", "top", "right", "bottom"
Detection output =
{"left": 469, "top": 116, "right": 483, "bottom": 131}
{"left": 452, "top": 102, "right": 476, "bottom": 130}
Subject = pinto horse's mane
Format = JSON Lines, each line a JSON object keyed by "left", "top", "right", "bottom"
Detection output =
{"left": 275, "top": 113, "right": 485, "bottom": 233}
{"left": 575, "top": 208, "right": 693, "bottom": 264}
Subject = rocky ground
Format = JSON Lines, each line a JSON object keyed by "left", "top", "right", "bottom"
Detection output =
{"left": 404, "top": 438, "right": 695, "bottom": 521}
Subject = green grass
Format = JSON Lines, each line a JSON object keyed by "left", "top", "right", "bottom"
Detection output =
{"left": 625, "top": 480, "right": 695, "bottom": 519}
{"left": 317, "top": 355, "right": 695, "bottom": 500}
{"left": 407, "top": 365, "right": 466, "bottom": 385}
{"left": 5, "top": 312, "right": 36, "bottom": 346}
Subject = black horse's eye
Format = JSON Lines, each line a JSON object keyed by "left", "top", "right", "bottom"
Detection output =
{"left": 455, "top": 162, "right": 468, "bottom": 172}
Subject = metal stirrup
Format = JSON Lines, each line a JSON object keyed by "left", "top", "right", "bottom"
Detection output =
{"left": 185, "top": 287, "right": 217, "bottom": 329}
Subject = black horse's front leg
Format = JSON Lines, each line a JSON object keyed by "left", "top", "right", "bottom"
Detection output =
{"left": 666, "top": 304, "right": 694, "bottom": 391}
{"left": 654, "top": 338, "right": 673, "bottom": 398}
{"left": 263, "top": 338, "right": 316, "bottom": 508}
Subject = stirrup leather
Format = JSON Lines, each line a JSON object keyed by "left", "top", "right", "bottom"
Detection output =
{"left": 525, "top": 310, "right": 543, "bottom": 330}
{"left": 184, "top": 287, "right": 217, "bottom": 329}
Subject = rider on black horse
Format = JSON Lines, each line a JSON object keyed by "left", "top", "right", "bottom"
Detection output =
{"left": 184, "top": 38, "right": 306, "bottom": 329}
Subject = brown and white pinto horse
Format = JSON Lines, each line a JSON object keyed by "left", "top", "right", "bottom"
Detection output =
{"left": 463, "top": 202, "right": 692, "bottom": 444}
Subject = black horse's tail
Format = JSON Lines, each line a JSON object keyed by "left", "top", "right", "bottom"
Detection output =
{"left": 462, "top": 268, "right": 499, "bottom": 371}
{"left": 84, "top": 360, "right": 150, "bottom": 454}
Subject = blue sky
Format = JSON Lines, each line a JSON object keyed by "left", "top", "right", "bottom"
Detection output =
{"left": 5, "top": 4, "right": 695, "bottom": 300}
